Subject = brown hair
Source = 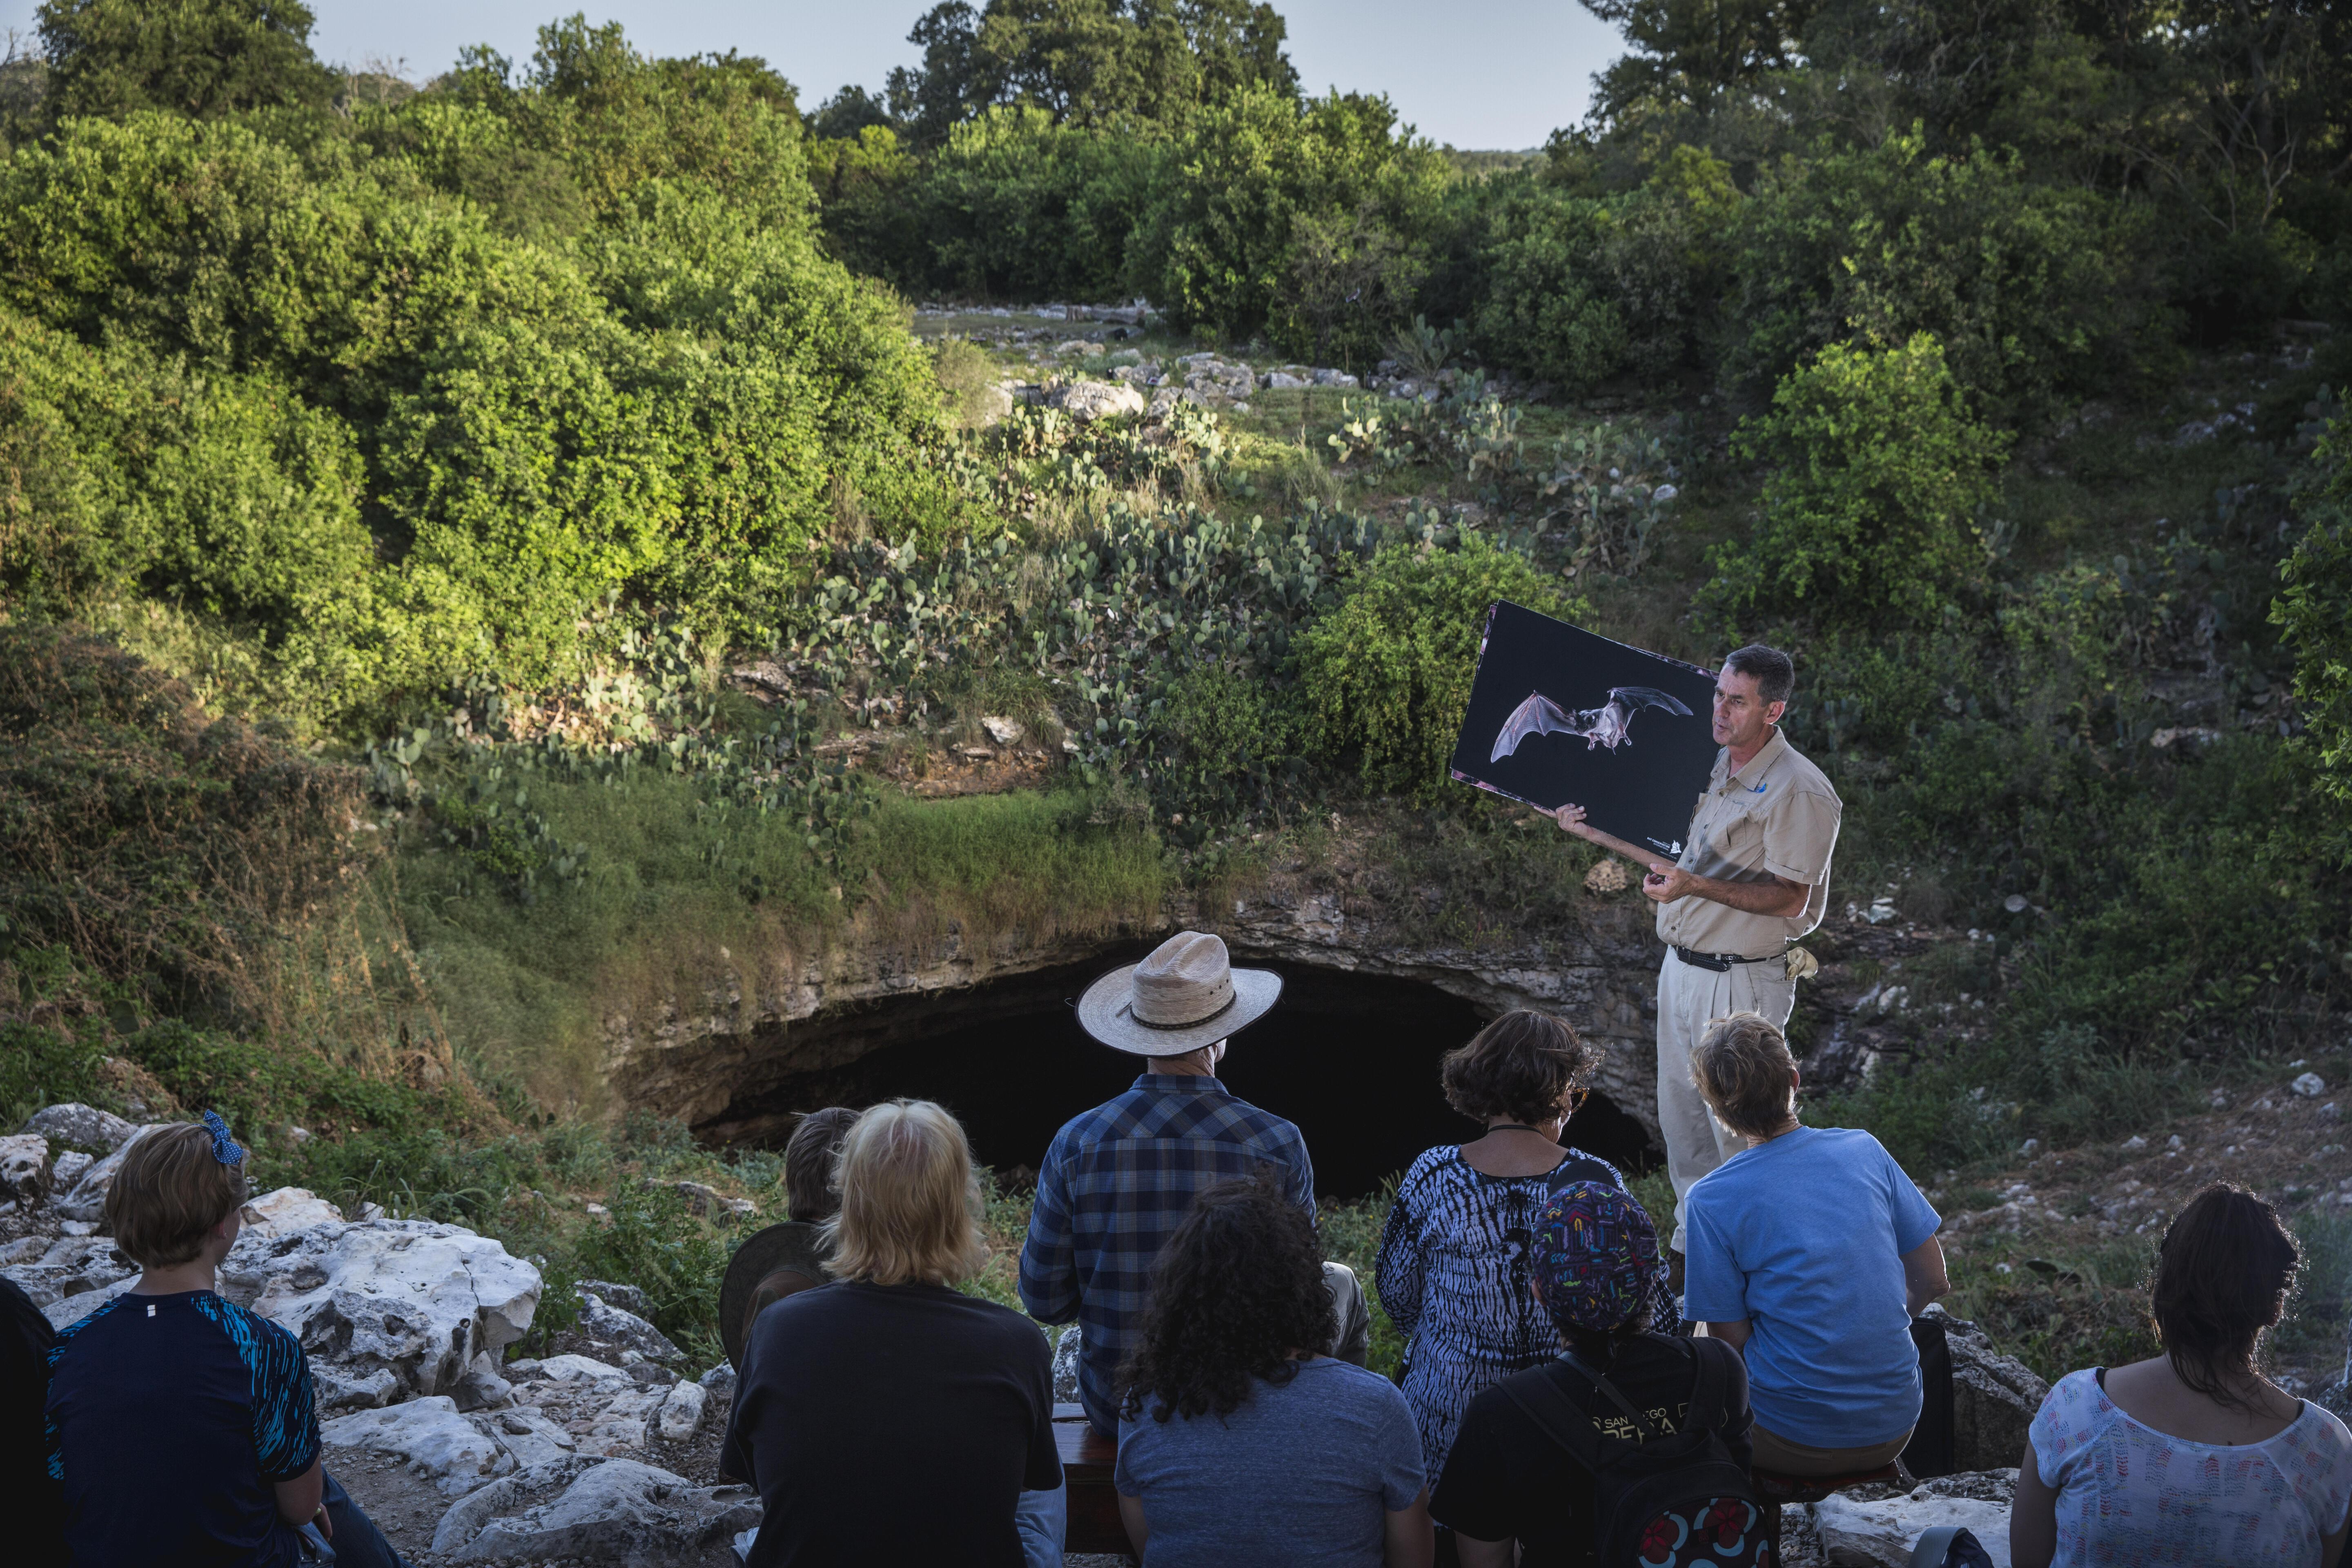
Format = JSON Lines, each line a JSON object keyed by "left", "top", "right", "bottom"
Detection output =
{"left": 1690, "top": 1012, "right": 1797, "bottom": 1137}
{"left": 824, "top": 1100, "right": 989, "bottom": 1287}
{"left": 2151, "top": 1183, "right": 2298, "bottom": 1409}
{"left": 1441, "top": 1010, "right": 1600, "bottom": 1126}
{"left": 107, "top": 1122, "right": 251, "bottom": 1268}
{"left": 784, "top": 1106, "right": 860, "bottom": 1223}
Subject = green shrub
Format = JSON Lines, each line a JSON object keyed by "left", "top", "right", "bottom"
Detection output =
{"left": 1130, "top": 86, "right": 1450, "bottom": 362}
{"left": 1704, "top": 334, "right": 2010, "bottom": 632}
{"left": 1470, "top": 185, "right": 1628, "bottom": 393}
{"left": 2276, "top": 408, "right": 2352, "bottom": 814}
{"left": 901, "top": 107, "right": 1161, "bottom": 300}
{"left": 1296, "top": 535, "right": 1582, "bottom": 802}
{"left": 36, "top": 0, "right": 338, "bottom": 125}
{"left": 1729, "top": 131, "right": 2165, "bottom": 425}
{"left": 1470, "top": 148, "right": 1738, "bottom": 392}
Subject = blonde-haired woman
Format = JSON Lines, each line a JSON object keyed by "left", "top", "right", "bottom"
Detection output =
{"left": 719, "top": 1101, "right": 1063, "bottom": 1566}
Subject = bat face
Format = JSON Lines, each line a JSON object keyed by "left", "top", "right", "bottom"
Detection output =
{"left": 1491, "top": 685, "right": 1693, "bottom": 761}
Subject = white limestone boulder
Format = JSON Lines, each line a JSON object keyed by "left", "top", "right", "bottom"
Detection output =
{"left": 322, "top": 1395, "right": 514, "bottom": 1497}
{"left": 0, "top": 1132, "right": 53, "bottom": 1204}
{"left": 485, "top": 1408, "right": 580, "bottom": 1470}
{"left": 434, "top": 1458, "right": 761, "bottom": 1564}
{"left": 1928, "top": 1307, "right": 2049, "bottom": 1471}
{"left": 1811, "top": 1472, "right": 2015, "bottom": 1568}
{"left": 218, "top": 1218, "right": 541, "bottom": 1401}
{"left": 577, "top": 1292, "right": 684, "bottom": 1366}
{"left": 241, "top": 1186, "right": 345, "bottom": 1238}
{"left": 1047, "top": 379, "right": 1145, "bottom": 422}
{"left": 20, "top": 1104, "right": 138, "bottom": 1152}
{"left": 653, "top": 1379, "right": 706, "bottom": 1443}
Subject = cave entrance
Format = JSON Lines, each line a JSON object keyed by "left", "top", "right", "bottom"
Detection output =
{"left": 708, "top": 954, "right": 1660, "bottom": 1198}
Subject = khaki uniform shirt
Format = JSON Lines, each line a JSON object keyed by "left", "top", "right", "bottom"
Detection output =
{"left": 1654, "top": 728, "right": 1842, "bottom": 958}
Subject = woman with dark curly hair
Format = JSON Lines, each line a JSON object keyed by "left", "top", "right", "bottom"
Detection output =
{"left": 1116, "top": 1176, "right": 1432, "bottom": 1568}
{"left": 1375, "top": 1009, "right": 1655, "bottom": 1483}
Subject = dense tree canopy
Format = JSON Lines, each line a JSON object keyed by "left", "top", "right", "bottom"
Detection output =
{"left": 35, "top": 0, "right": 336, "bottom": 122}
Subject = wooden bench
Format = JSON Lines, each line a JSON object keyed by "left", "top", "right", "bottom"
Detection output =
{"left": 1052, "top": 1403, "right": 1135, "bottom": 1557}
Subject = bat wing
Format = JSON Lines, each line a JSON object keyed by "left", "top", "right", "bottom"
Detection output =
{"left": 1608, "top": 686, "right": 1695, "bottom": 717}
{"left": 1491, "top": 693, "right": 1575, "bottom": 762}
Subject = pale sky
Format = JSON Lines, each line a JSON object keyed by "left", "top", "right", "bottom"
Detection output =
{"left": 0, "top": 1, "right": 1623, "bottom": 150}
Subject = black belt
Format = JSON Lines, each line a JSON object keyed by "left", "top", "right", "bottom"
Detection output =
{"left": 1673, "top": 947, "right": 1780, "bottom": 972}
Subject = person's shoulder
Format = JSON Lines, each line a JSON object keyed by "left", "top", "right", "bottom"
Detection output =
{"left": 2289, "top": 1397, "right": 2352, "bottom": 1462}
{"left": 1303, "top": 1355, "right": 1411, "bottom": 1410}
{"left": 1047, "top": 1092, "right": 1136, "bottom": 1152}
{"left": 1396, "top": 1144, "right": 1460, "bottom": 1194}
{"left": 2034, "top": 1368, "right": 2109, "bottom": 1426}
{"left": 1765, "top": 733, "right": 1838, "bottom": 799}
{"left": 197, "top": 1292, "right": 309, "bottom": 1370}
{"left": 47, "top": 1289, "right": 137, "bottom": 1356}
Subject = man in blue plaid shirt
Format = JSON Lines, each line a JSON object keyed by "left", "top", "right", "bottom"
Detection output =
{"left": 1020, "top": 932, "right": 1314, "bottom": 1435}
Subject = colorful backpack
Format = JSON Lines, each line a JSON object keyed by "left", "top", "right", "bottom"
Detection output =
{"left": 1498, "top": 1336, "right": 1772, "bottom": 1568}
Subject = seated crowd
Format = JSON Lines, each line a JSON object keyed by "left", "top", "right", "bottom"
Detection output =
{"left": 5, "top": 929, "right": 2346, "bottom": 1568}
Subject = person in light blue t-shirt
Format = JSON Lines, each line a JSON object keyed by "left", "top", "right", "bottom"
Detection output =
{"left": 1681, "top": 1012, "right": 1949, "bottom": 1477}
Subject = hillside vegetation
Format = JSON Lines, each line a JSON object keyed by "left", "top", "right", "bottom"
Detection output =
{"left": 2, "top": 0, "right": 2351, "bottom": 1373}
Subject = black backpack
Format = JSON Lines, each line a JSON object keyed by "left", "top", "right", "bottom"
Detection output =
{"left": 1499, "top": 1335, "right": 1771, "bottom": 1568}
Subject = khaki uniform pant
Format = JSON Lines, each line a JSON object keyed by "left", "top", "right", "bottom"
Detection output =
{"left": 1657, "top": 948, "right": 1795, "bottom": 1252}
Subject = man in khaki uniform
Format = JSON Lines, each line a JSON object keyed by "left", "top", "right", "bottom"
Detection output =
{"left": 1553, "top": 644, "right": 1841, "bottom": 1254}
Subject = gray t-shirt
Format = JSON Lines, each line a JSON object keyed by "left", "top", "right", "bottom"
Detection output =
{"left": 1115, "top": 1356, "right": 1425, "bottom": 1568}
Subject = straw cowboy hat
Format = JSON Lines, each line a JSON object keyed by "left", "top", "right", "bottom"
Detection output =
{"left": 1077, "top": 931, "right": 1283, "bottom": 1056}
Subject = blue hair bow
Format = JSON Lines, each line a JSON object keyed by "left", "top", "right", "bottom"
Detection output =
{"left": 203, "top": 1109, "right": 248, "bottom": 1167}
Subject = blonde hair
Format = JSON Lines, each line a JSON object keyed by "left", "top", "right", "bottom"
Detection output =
{"left": 1690, "top": 1011, "right": 1799, "bottom": 1137}
{"left": 824, "top": 1100, "right": 989, "bottom": 1287}
{"left": 107, "top": 1122, "right": 251, "bottom": 1268}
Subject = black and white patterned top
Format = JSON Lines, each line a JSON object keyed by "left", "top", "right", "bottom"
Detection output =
{"left": 1374, "top": 1143, "right": 1628, "bottom": 1478}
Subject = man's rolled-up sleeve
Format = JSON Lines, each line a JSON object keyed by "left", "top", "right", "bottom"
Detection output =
{"left": 1763, "top": 787, "right": 1841, "bottom": 886}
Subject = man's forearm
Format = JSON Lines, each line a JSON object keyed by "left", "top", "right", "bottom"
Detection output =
{"left": 1679, "top": 872, "right": 1809, "bottom": 919}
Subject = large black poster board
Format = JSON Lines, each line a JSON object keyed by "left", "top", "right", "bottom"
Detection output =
{"left": 1448, "top": 601, "right": 1719, "bottom": 858}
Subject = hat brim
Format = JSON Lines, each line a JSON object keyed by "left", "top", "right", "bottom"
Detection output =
{"left": 1076, "top": 962, "right": 1283, "bottom": 1056}
{"left": 720, "top": 1220, "right": 831, "bottom": 1372}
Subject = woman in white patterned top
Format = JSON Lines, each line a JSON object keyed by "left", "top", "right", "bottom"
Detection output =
{"left": 1375, "top": 1011, "right": 1656, "bottom": 1480}
{"left": 2012, "top": 1182, "right": 2352, "bottom": 1568}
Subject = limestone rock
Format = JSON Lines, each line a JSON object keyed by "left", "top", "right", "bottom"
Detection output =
{"left": 1811, "top": 1471, "right": 2014, "bottom": 1567}
{"left": 579, "top": 1279, "right": 651, "bottom": 1316}
{"left": 578, "top": 1292, "right": 684, "bottom": 1366}
{"left": 457, "top": 1349, "right": 517, "bottom": 1411}
{"left": 21, "top": 1103, "right": 138, "bottom": 1153}
{"left": 1047, "top": 379, "right": 1145, "bottom": 422}
{"left": 1265, "top": 370, "right": 1309, "bottom": 390}
{"left": 53, "top": 1151, "right": 92, "bottom": 1189}
{"left": 435, "top": 1458, "right": 760, "bottom": 1565}
{"left": 321, "top": 1394, "right": 515, "bottom": 1497}
{"left": 40, "top": 1276, "right": 137, "bottom": 1328}
{"left": 218, "top": 1218, "right": 541, "bottom": 1402}
{"left": 1051, "top": 1322, "right": 1082, "bottom": 1405}
{"left": 697, "top": 1362, "right": 736, "bottom": 1395}
{"left": 241, "top": 1186, "right": 345, "bottom": 1238}
{"left": 653, "top": 1379, "right": 707, "bottom": 1442}
{"left": 1929, "top": 1307, "right": 2049, "bottom": 1472}
{"left": 8, "top": 1233, "right": 138, "bottom": 1321}
{"left": 487, "top": 1408, "right": 579, "bottom": 1469}
{"left": 672, "top": 1180, "right": 721, "bottom": 1216}
{"left": 533, "top": 1352, "right": 633, "bottom": 1387}
{"left": 582, "top": 1384, "right": 668, "bottom": 1457}
{"left": 314, "top": 1363, "right": 403, "bottom": 1413}
{"left": 0, "top": 1133, "right": 53, "bottom": 1204}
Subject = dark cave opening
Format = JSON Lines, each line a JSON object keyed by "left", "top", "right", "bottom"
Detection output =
{"left": 713, "top": 957, "right": 1661, "bottom": 1199}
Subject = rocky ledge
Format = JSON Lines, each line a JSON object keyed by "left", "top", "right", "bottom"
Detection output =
{"left": 1, "top": 1107, "right": 746, "bottom": 1566}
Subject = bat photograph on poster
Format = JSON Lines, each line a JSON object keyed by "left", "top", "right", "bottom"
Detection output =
{"left": 1450, "top": 602, "right": 1719, "bottom": 858}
